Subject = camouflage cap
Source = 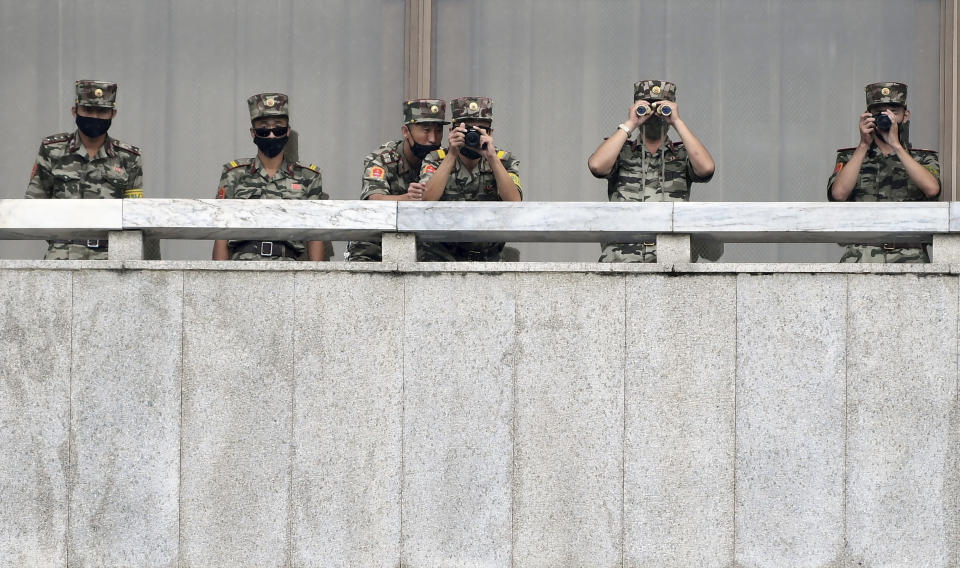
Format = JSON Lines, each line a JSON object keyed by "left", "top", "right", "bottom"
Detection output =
{"left": 450, "top": 97, "right": 493, "bottom": 123}
{"left": 633, "top": 80, "right": 677, "bottom": 102}
{"left": 248, "top": 93, "right": 290, "bottom": 121}
{"left": 75, "top": 80, "right": 117, "bottom": 109}
{"left": 865, "top": 82, "right": 907, "bottom": 109}
{"left": 404, "top": 99, "right": 449, "bottom": 124}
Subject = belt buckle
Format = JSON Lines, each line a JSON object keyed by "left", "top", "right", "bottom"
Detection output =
{"left": 86, "top": 239, "right": 100, "bottom": 248}
{"left": 259, "top": 241, "right": 274, "bottom": 256}
{"left": 641, "top": 241, "right": 656, "bottom": 248}
{"left": 882, "top": 243, "right": 898, "bottom": 251}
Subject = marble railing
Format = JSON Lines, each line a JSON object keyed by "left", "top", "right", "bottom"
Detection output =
{"left": 1, "top": 199, "right": 958, "bottom": 262}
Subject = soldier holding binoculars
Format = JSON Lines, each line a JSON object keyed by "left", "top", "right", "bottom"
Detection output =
{"left": 588, "top": 80, "right": 715, "bottom": 262}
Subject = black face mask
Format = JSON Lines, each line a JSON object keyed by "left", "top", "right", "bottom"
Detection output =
{"left": 254, "top": 136, "right": 288, "bottom": 158}
{"left": 76, "top": 115, "right": 111, "bottom": 138}
{"left": 408, "top": 138, "right": 440, "bottom": 160}
{"left": 642, "top": 116, "right": 667, "bottom": 139}
{"left": 460, "top": 147, "right": 482, "bottom": 160}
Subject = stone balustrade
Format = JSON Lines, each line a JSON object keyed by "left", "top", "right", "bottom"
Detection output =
{"left": 3, "top": 199, "right": 960, "bottom": 262}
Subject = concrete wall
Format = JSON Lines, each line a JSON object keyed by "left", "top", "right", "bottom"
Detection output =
{"left": 1, "top": 261, "right": 958, "bottom": 568}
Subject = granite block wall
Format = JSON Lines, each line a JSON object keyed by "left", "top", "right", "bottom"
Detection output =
{"left": 1, "top": 264, "right": 958, "bottom": 567}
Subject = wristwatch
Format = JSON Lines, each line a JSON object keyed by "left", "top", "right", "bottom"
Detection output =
{"left": 617, "top": 123, "right": 633, "bottom": 135}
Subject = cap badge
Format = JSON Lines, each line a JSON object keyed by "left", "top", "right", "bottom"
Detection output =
{"left": 94, "top": 88, "right": 103, "bottom": 97}
{"left": 430, "top": 104, "right": 439, "bottom": 113}
{"left": 651, "top": 85, "right": 661, "bottom": 96}
{"left": 881, "top": 87, "right": 891, "bottom": 96}
{"left": 468, "top": 101, "right": 479, "bottom": 112}
{"left": 265, "top": 97, "right": 275, "bottom": 108}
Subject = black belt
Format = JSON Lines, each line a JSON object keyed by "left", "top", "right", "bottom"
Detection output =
{"left": 51, "top": 239, "right": 108, "bottom": 250}
{"left": 230, "top": 241, "right": 299, "bottom": 259}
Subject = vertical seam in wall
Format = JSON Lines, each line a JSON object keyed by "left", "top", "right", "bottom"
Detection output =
{"left": 66, "top": 271, "right": 73, "bottom": 568}
{"left": 178, "top": 272, "right": 185, "bottom": 568}
{"left": 510, "top": 272, "right": 519, "bottom": 568}
{"left": 843, "top": 275, "right": 849, "bottom": 562}
{"left": 732, "top": 274, "right": 739, "bottom": 562}
{"left": 621, "top": 274, "right": 627, "bottom": 568}
{"left": 399, "top": 275, "right": 407, "bottom": 567}
{"left": 286, "top": 273, "right": 297, "bottom": 566}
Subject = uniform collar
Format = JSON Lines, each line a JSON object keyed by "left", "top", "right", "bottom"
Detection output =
{"left": 252, "top": 155, "right": 293, "bottom": 178}
{"left": 70, "top": 130, "right": 115, "bottom": 158}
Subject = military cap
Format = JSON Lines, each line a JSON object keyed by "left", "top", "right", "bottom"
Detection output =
{"left": 248, "top": 93, "right": 290, "bottom": 121}
{"left": 451, "top": 97, "right": 493, "bottom": 123}
{"left": 865, "top": 82, "right": 907, "bottom": 109}
{"left": 75, "top": 80, "right": 117, "bottom": 109}
{"left": 634, "top": 80, "right": 677, "bottom": 102}
{"left": 404, "top": 99, "right": 449, "bottom": 124}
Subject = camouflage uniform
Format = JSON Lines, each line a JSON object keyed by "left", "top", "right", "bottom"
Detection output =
{"left": 827, "top": 82, "right": 941, "bottom": 263}
{"left": 346, "top": 99, "right": 448, "bottom": 261}
{"left": 595, "top": 80, "right": 713, "bottom": 262}
{"left": 418, "top": 97, "right": 523, "bottom": 262}
{"left": 25, "top": 80, "right": 143, "bottom": 260}
{"left": 217, "top": 93, "right": 328, "bottom": 261}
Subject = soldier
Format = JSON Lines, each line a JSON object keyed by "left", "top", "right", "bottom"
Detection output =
{"left": 828, "top": 82, "right": 941, "bottom": 263}
{"left": 418, "top": 96, "right": 522, "bottom": 261}
{"left": 345, "top": 99, "right": 448, "bottom": 261}
{"left": 587, "top": 80, "right": 715, "bottom": 262}
{"left": 212, "top": 93, "right": 328, "bottom": 261}
{"left": 26, "top": 79, "right": 143, "bottom": 260}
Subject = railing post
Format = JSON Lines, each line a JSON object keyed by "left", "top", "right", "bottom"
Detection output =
{"left": 381, "top": 233, "right": 418, "bottom": 262}
{"left": 931, "top": 234, "right": 960, "bottom": 263}
{"left": 656, "top": 233, "right": 692, "bottom": 263}
{"left": 108, "top": 230, "right": 145, "bottom": 260}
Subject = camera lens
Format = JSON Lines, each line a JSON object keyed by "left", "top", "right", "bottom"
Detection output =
{"left": 874, "top": 113, "right": 892, "bottom": 132}
{"left": 464, "top": 128, "right": 481, "bottom": 148}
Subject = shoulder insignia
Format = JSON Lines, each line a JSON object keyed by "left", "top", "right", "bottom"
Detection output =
{"left": 223, "top": 158, "right": 254, "bottom": 172}
{"left": 913, "top": 148, "right": 938, "bottom": 154}
{"left": 670, "top": 141, "right": 684, "bottom": 149}
{"left": 497, "top": 150, "right": 505, "bottom": 159}
{"left": 437, "top": 149, "right": 446, "bottom": 159}
{"left": 42, "top": 132, "right": 71, "bottom": 145}
{"left": 835, "top": 147, "right": 855, "bottom": 153}
{"left": 380, "top": 149, "right": 400, "bottom": 165}
{"left": 112, "top": 139, "right": 141, "bottom": 155}
{"left": 294, "top": 161, "right": 321, "bottom": 174}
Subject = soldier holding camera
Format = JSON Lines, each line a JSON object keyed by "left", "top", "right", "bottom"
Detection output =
{"left": 828, "top": 82, "right": 941, "bottom": 263}
{"left": 418, "top": 96, "right": 522, "bottom": 261}
{"left": 588, "top": 80, "right": 715, "bottom": 262}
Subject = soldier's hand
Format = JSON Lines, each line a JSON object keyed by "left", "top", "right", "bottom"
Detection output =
{"left": 876, "top": 109, "right": 901, "bottom": 149}
{"left": 478, "top": 127, "right": 497, "bottom": 161}
{"left": 858, "top": 112, "right": 875, "bottom": 146}
{"left": 652, "top": 101, "right": 679, "bottom": 124}
{"left": 406, "top": 182, "right": 425, "bottom": 200}
{"left": 628, "top": 100, "right": 651, "bottom": 129}
{"left": 448, "top": 124, "right": 467, "bottom": 155}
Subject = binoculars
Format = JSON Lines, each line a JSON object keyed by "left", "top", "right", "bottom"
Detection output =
{"left": 636, "top": 104, "right": 672, "bottom": 118}
{"left": 872, "top": 112, "right": 892, "bottom": 132}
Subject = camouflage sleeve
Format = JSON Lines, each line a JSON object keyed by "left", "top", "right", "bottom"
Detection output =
{"left": 501, "top": 151, "right": 523, "bottom": 200}
{"left": 685, "top": 152, "right": 714, "bottom": 183}
{"left": 419, "top": 150, "right": 442, "bottom": 184}
{"left": 591, "top": 138, "right": 622, "bottom": 180}
{"left": 216, "top": 166, "right": 236, "bottom": 199}
{"left": 25, "top": 144, "right": 53, "bottom": 198}
{"left": 913, "top": 150, "right": 941, "bottom": 200}
{"left": 126, "top": 153, "right": 143, "bottom": 196}
{"left": 303, "top": 169, "right": 327, "bottom": 201}
{"left": 827, "top": 150, "right": 852, "bottom": 202}
{"left": 360, "top": 152, "right": 392, "bottom": 200}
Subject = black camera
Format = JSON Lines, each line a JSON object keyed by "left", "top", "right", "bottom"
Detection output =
{"left": 873, "top": 112, "right": 892, "bottom": 132}
{"left": 463, "top": 125, "right": 484, "bottom": 148}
